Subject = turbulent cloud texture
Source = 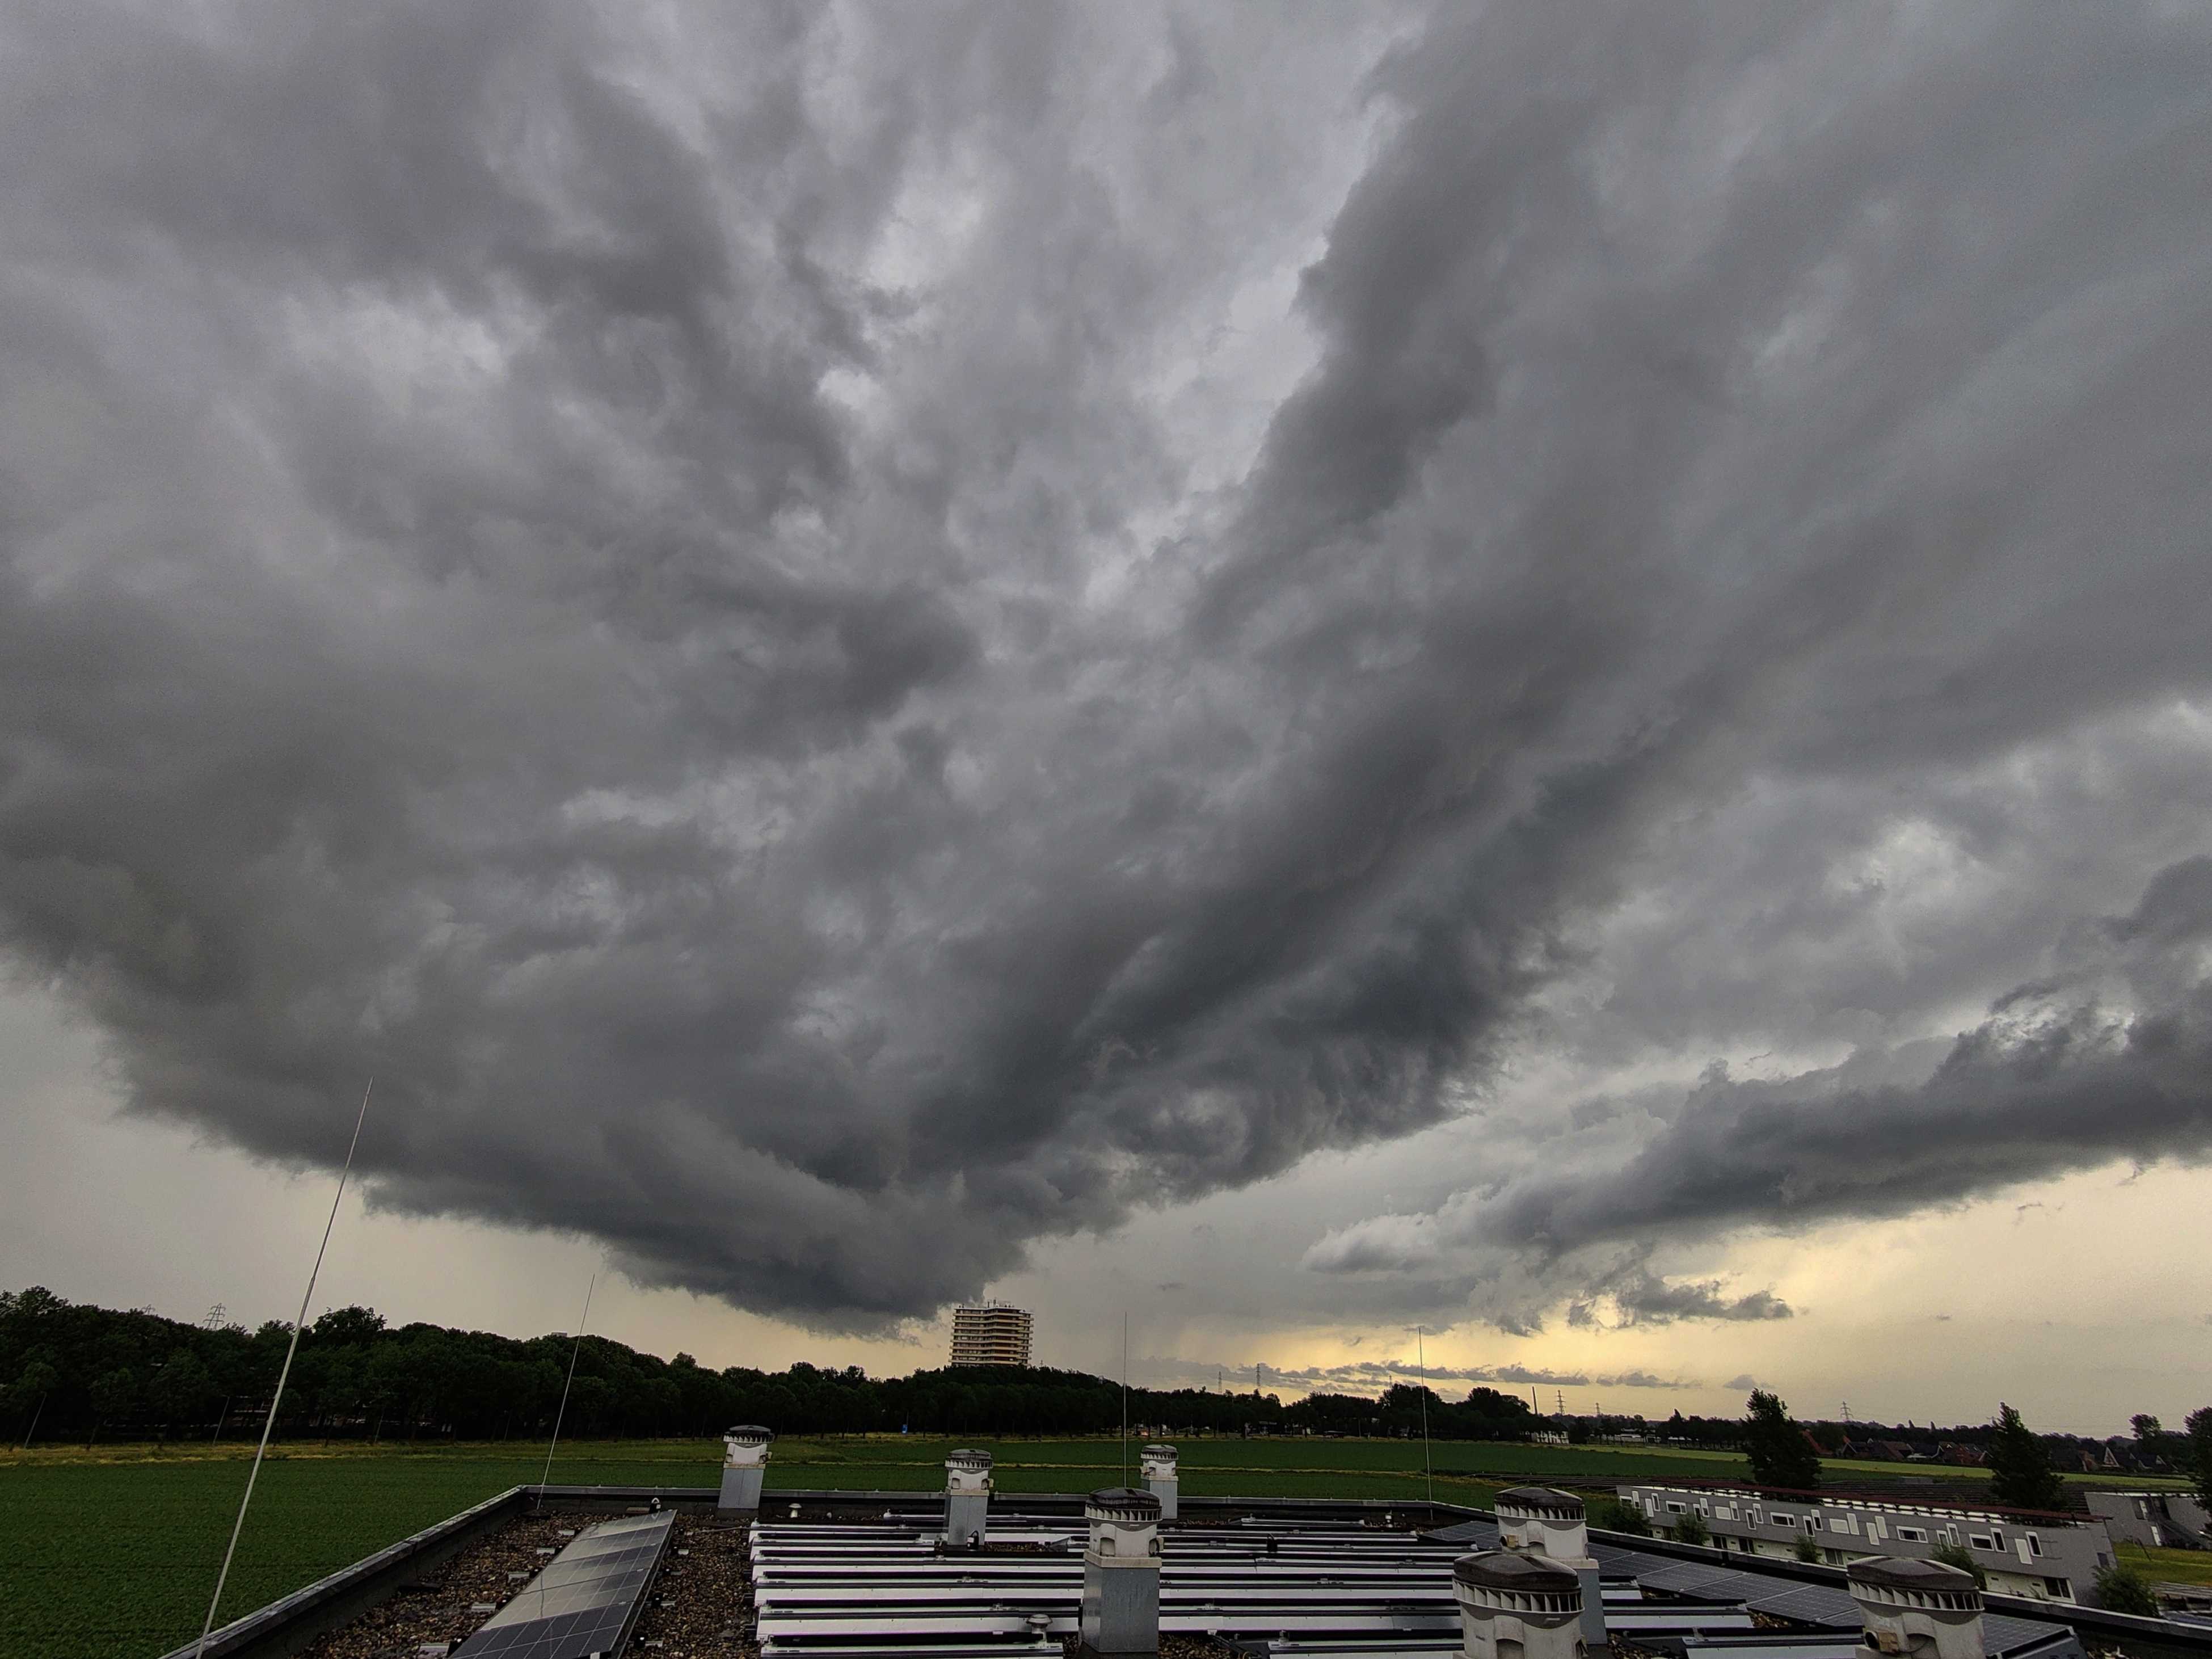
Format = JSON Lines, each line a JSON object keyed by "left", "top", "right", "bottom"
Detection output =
{"left": 3, "top": 2, "right": 2211, "bottom": 1329}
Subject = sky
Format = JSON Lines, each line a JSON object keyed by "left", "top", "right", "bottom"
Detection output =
{"left": 2, "top": 1, "right": 2210, "bottom": 1437}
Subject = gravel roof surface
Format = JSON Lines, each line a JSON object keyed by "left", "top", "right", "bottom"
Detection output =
{"left": 625, "top": 1513, "right": 756, "bottom": 1658}
{"left": 298, "top": 1510, "right": 579, "bottom": 1659}
{"left": 300, "top": 1508, "right": 757, "bottom": 1659}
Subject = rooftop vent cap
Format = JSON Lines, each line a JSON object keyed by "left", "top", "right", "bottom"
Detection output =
{"left": 1453, "top": 1550, "right": 1583, "bottom": 1595}
{"left": 1088, "top": 1487, "right": 1165, "bottom": 1524}
{"left": 1848, "top": 1556, "right": 1984, "bottom": 1607}
{"left": 723, "top": 1424, "right": 776, "bottom": 1446}
{"left": 1495, "top": 1487, "right": 1587, "bottom": 1519}
{"left": 946, "top": 1447, "right": 995, "bottom": 1471}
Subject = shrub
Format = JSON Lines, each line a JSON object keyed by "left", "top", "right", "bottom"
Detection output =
{"left": 2095, "top": 1564, "right": 2159, "bottom": 1617}
{"left": 1593, "top": 1497, "right": 1652, "bottom": 1536}
{"left": 1931, "top": 1540, "right": 1987, "bottom": 1588}
{"left": 1793, "top": 1534, "right": 1822, "bottom": 1563}
{"left": 1672, "top": 1510, "right": 1711, "bottom": 1546}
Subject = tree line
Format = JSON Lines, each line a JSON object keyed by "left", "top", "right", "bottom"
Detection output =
{"left": 10, "top": 1287, "right": 2206, "bottom": 1503}
{"left": 0, "top": 1287, "right": 1540, "bottom": 1445}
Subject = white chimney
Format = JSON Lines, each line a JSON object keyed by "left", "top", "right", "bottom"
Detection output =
{"left": 1849, "top": 1557, "right": 1986, "bottom": 1659}
{"left": 1453, "top": 1550, "right": 1589, "bottom": 1659}
{"left": 1081, "top": 1487, "right": 1163, "bottom": 1656}
{"left": 1140, "top": 1444, "right": 1179, "bottom": 1521}
{"left": 943, "top": 1447, "right": 995, "bottom": 1547}
{"left": 1495, "top": 1487, "right": 1603, "bottom": 1648}
{"left": 718, "top": 1425, "right": 774, "bottom": 1514}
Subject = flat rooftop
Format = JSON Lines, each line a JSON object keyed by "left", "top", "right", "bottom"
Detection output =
{"left": 174, "top": 1490, "right": 2167, "bottom": 1659}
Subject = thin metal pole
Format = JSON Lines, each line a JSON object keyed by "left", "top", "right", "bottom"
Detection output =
{"left": 1120, "top": 1312, "right": 1129, "bottom": 1488}
{"left": 1416, "top": 1329, "right": 1432, "bottom": 1503}
{"left": 20, "top": 1392, "right": 45, "bottom": 1451}
{"left": 537, "top": 1273, "right": 597, "bottom": 1509}
{"left": 195, "top": 1079, "right": 372, "bottom": 1659}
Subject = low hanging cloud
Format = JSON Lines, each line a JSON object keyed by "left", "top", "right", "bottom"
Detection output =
{"left": 1307, "top": 857, "right": 2212, "bottom": 1309}
{"left": 1149, "top": 1355, "right": 1698, "bottom": 1396}
{"left": 1610, "top": 1272, "right": 1793, "bottom": 1327}
{"left": 1473, "top": 859, "right": 2212, "bottom": 1258}
{"left": 4, "top": 2, "right": 2212, "bottom": 1329}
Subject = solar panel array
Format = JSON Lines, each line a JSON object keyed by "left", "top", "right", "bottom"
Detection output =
{"left": 751, "top": 1509, "right": 1815, "bottom": 1659}
{"left": 452, "top": 1509, "right": 675, "bottom": 1659}
{"left": 753, "top": 1516, "right": 1473, "bottom": 1654}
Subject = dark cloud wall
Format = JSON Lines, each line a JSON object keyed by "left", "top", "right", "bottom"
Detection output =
{"left": 3, "top": 2, "right": 2210, "bottom": 1327}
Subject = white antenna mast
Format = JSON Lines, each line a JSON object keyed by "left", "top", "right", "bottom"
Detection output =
{"left": 537, "top": 1271, "right": 597, "bottom": 1509}
{"left": 195, "top": 1079, "right": 373, "bottom": 1659}
{"left": 1120, "top": 1312, "right": 1130, "bottom": 1488}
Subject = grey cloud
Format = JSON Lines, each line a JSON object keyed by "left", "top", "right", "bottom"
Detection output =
{"left": 1608, "top": 1271, "right": 1793, "bottom": 1327}
{"left": 1472, "top": 859, "right": 2212, "bottom": 1257}
{"left": 1149, "top": 1356, "right": 1695, "bottom": 1395}
{"left": 5, "top": 1, "right": 2212, "bottom": 1330}
{"left": 1725, "top": 1374, "right": 1760, "bottom": 1392}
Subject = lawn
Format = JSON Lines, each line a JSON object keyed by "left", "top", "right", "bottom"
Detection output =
{"left": 1, "top": 1434, "right": 1521, "bottom": 1657}
{"left": 2112, "top": 1540, "right": 2212, "bottom": 1589}
{"left": 0, "top": 1433, "right": 2155, "bottom": 1658}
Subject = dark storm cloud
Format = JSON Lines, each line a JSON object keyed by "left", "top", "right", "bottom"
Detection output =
{"left": 1608, "top": 1271, "right": 1792, "bottom": 1327}
{"left": 4, "top": 1, "right": 2212, "bottom": 1327}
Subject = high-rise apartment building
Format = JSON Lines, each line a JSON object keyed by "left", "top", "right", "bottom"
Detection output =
{"left": 949, "top": 1302, "right": 1034, "bottom": 1367}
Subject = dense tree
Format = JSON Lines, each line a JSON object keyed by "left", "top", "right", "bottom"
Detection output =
{"left": 86, "top": 1367, "right": 138, "bottom": 1445}
{"left": 1986, "top": 1403, "right": 2065, "bottom": 1510}
{"left": 1743, "top": 1390, "right": 1821, "bottom": 1489}
{"left": 2186, "top": 1407, "right": 2212, "bottom": 1509}
{"left": 1591, "top": 1497, "right": 1650, "bottom": 1536}
{"left": 2094, "top": 1564, "right": 2158, "bottom": 1616}
{"left": 7, "top": 1353, "right": 58, "bottom": 1447}
{"left": 148, "top": 1347, "right": 216, "bottom": 1434}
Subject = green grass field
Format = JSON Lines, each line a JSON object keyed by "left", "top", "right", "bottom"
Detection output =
{"left": 0, "top": 1434, "right": 2165, "bottom": 1658}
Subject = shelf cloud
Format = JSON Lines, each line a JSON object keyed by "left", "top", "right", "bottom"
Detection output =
{"left": 3, "top": 2, "right": 2210, "bottom": 1328}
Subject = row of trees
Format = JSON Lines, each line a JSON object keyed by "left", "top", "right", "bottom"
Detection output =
{"left": 0, "top": 1287, "right": 1541, "bottom": 1446}
{"left": 9, "top": 1287, "right": 2206, "bottom": 1502}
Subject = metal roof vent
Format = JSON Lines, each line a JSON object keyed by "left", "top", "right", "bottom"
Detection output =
{"left": 1494, "top": 1486, "right": 1601, "bottom": 1647}
{"left": 1849, "top": 1556, "right": 1986, "bottom": 1659}
{"left": 719, "top": 1424, "right": 774, "bottom": 1515}
{"left": 943, "top": 1447, "right": 994, "bottom": 1546}
{"left": 1085, "top": 1488, "right": 1163, "bottom": 1654}
{"left": 1453, "top": 1551, "right": 1587, "bottom": 1659}
{"left": 1140, "top": 1443, "right": 1179, "bottom": 1522}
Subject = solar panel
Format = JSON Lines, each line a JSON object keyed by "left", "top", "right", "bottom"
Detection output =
{"left": 1590, "top": 1541, "right": 1686, "bottom": 1576}
{"left": 1742, "top": 1584, "right": 1863, "bottom": 1629}
{"left": 1422, "top": 1519, "right": 1499, "bottom": 1546}
{"left": 1679, "top": 1636, "right": 1862, "bottom": 1659}
{"left": 1980, "top": 1614, "right": 2080, "bottom": 1659}
{"left": 1636, "top": 1561, "right": 1772, "bottom": 1602}
{"left": 452, "top": 1510, "right": 675, "bottom": 1659}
